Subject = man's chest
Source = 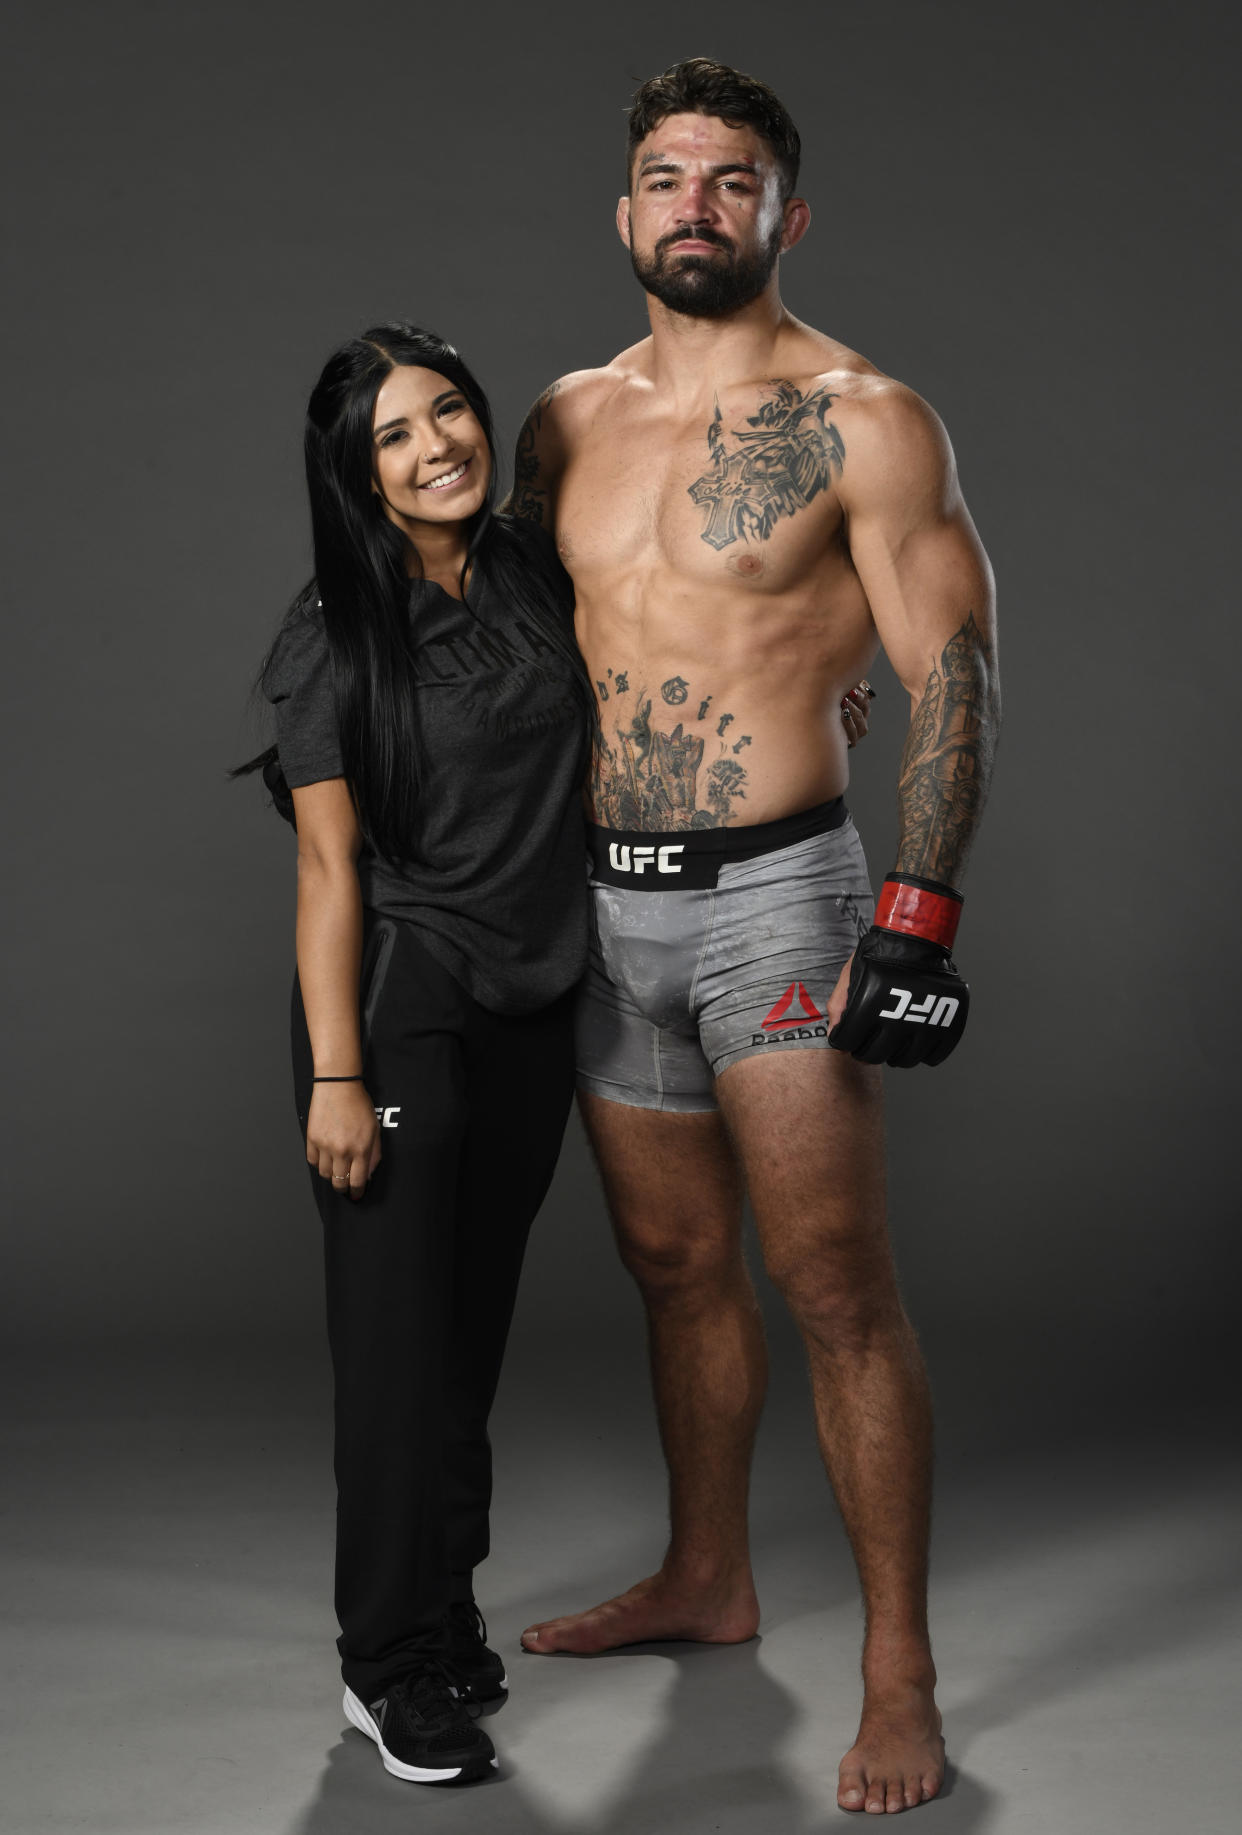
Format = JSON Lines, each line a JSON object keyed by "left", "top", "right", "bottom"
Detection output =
{"left": 557, "top": 378, "right": 849, "bottom": 593}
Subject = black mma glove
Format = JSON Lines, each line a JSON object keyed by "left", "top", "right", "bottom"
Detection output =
{"left": 828, "top": 874, "right": 969, "bottom": 1068}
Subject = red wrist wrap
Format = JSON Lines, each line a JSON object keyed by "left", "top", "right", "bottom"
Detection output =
{"left": 874, "top": 878, "right": 962, "bottom": 950}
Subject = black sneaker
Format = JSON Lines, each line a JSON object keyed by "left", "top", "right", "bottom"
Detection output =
{"left": 343, "top": 1658, "right": 497, "bottom": 1784}
{"left": 446, "top": 1600, "right": 508, "bottom": 1708}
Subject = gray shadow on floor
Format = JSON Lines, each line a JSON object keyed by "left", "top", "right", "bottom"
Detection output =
{"left": 538, "top": 1640, "right": 806, "bottom": 1834}
{"left": 290, "top": 1738, "right": 526, "bottom": 1834}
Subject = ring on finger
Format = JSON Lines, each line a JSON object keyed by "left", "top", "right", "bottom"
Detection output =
{"left": 331, "top": 1173, "right": 348, "bottom": 1185}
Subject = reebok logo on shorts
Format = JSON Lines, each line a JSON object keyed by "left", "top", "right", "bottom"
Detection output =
{"left": 761, "top": 982, "right": 824, "bottom": 1031}
{"left": 752, "top": 980, "right": 832, "bottom": 1048}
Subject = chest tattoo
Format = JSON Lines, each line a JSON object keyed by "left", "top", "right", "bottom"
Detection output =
{"left": 687, "top": 380, "right": 845, "bottom": 551}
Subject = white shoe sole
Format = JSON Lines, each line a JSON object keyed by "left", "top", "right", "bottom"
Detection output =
{"left": 342, "top": 1687, "right": 498, "bottom": 1782}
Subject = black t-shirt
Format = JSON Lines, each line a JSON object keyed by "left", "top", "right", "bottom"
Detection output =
{"left": 264, "top": 535, "right": 588, "bottom": 1015}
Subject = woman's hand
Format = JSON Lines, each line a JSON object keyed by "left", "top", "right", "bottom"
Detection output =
{"left": 840, "top": 679, "right": 875, "bottom": 749}
{"left": 290, "top": 779, "right": 376, "bottom": 1202}
{"left": 307, "top": 1081, "right": 382, "bottom": 1201}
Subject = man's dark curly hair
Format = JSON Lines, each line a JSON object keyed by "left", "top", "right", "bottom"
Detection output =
{"left": 626, "top": 58, "right": 801, "bottom": 201}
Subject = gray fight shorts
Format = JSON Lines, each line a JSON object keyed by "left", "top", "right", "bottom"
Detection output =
{"left": 575, "top": 800, "right": 875, "bottom": 1113}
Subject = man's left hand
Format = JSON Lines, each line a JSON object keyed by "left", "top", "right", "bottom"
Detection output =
{"left": 828, "top": 929, "right": 969, "bottom": 1068}
{"left": 840, "top": 680, "right": 875, "bottom": 748}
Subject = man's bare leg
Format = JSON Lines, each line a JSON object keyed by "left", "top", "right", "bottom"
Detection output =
{"left": 716, "top": 1048, "right": 943, "bottom": 1814}
{"left": 521, "top": 1093, "right": 763, "bottom": 1651}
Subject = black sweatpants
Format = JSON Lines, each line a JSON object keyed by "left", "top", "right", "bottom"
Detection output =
{"left": 292, "top": 915, "right": 575, "bottom": 1698}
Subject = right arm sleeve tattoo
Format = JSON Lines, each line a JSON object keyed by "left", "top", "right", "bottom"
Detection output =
{"left": 895, "top": 611, "right": 999, "bottom": 887}
{"left": 510, "top": 382, "right": 560, "bottom": 527}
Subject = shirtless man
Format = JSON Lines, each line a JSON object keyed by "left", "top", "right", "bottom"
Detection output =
{"left": 510, "top": 59, "right": 999, "bottom": 1816}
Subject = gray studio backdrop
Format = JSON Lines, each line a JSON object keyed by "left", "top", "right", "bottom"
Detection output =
{"left": 4, "top": 1, "right": 1237, "bottom": 1431}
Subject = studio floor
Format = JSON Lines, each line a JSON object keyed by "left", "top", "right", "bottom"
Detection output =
{"left": 3, "top": 1348, "right": 1237, "bottom": 1835}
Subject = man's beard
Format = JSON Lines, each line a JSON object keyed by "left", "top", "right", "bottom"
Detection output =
{"left": 630, "top": 224, "right": 783, "bottom": 319}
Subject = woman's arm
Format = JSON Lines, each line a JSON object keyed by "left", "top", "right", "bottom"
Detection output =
{"left": 291, "top": 778, "right": 381, "bottom": 1201}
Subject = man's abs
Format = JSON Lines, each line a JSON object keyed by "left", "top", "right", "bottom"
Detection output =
{"left": 577, "top": 571, "right": 879, "bottom": 830}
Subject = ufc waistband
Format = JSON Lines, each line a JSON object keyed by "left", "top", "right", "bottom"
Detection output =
{"left": 586, "top": 797, "right": 848, "bottom": 891}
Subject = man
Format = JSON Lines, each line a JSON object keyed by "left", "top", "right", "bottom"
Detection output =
{"left": 510, "top": 58, "right": 999, "bottom": 1816}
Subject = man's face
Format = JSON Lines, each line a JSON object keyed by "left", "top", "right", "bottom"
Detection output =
{"left": 619, "top": 112, "right": 794, "bottom": 319}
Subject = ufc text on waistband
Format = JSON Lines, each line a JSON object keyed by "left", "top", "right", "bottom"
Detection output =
{"left": 586, "top": 798, "right": 848, "bottom": 891}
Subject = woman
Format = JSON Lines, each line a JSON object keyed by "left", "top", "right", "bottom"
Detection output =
{"left": 244, "top": 323, "right": 596, "bottom": 1787}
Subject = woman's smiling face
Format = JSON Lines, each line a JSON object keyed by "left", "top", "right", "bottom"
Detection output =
{"left": 371, "top": 363, "right": 490, "bottom": 538}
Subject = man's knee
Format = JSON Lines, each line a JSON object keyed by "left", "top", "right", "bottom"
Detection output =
{"left": 614, "top": 1211, "right": 746, "bottom": 1306}
{"left": 764, "top": 1239, "right": 902, "bottom": 1354}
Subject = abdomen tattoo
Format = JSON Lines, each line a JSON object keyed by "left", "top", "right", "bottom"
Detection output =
{"left": 590, "top": 670, "right": 751, "bottom": 830}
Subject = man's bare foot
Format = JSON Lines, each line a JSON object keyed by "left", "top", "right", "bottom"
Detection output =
{"left": 520, "top": 1568, "right": 760, "bottom": 1654}
{"left": 837, "top": 1674, "right": 944, "bottom": 1815}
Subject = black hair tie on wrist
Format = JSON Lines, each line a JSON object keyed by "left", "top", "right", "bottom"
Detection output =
{"left": 312, "top": 1074, "right": 364, "bottom": 1082}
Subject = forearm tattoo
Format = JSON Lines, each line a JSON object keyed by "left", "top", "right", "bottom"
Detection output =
{"left": 687, "top": 380, "right": 846, "bottom": 550}
{"left": 896, "top": 612, "right": 998, "bottom": 886}
{"left": 510, "top": 382, "right": 560, "bottom": 526}
{"left": 590, "top": 669, "right": 751, "bottom": 829}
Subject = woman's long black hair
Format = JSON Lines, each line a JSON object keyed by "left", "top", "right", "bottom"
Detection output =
{"left": 238, "top": 323, "right": 593, "bottom": 862}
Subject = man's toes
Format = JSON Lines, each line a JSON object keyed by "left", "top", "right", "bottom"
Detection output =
{"left": 887, "top": 1777, "right": 909, "bottom": 1812}
{"left": 865, "top": 1777, "right": 887, "bottom": 1813}
{"left": 838, "top": 1768, "right": 866, "bottom": 1810}
{"left": 903, "top": 1779, "right": 923, "bottom": 1809}
{"left": 921, "top": 1772, "right": 942, "bottom": 1802}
